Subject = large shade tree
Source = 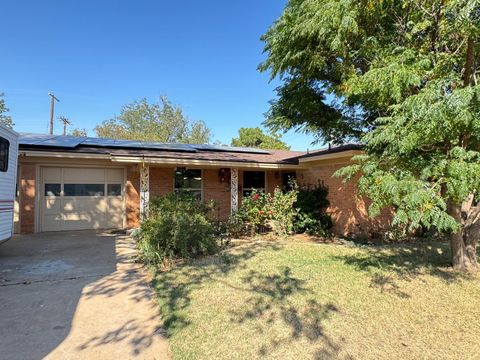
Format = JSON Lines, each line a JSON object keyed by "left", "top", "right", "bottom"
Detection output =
{"left": 261, "top": 0, "right": 480, "bottom": 270}
{"left": 95, "top": 96, "right": 212, "bottom": 144}
{"left": 231, "top": 127, "right": 290, "bottom": 150}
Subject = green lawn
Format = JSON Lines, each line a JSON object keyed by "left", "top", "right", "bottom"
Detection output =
{"left": 152, "top": 239, "right": 480, "bottom": 359}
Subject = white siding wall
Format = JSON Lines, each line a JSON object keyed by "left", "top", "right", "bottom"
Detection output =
{"left": 0, "top": 126, "right": 18, "bottom": 242}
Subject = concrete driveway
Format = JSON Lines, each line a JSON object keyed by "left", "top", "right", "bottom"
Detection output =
{"left": 0, "top": 231, "right": 170, "bottom": 360}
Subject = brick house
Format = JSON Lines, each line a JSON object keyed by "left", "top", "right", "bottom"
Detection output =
{"left": 16, "top": 134, "right": 389, "bottom": 237}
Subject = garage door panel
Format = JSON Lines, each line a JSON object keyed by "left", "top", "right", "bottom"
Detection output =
{"left": 61, "top": 216, "right": 103, "bottom": 231}
{"left": 105, "top": 198, "right": 124, "bottom": 227}
{"left": 42, "top": 167, "right": 62, "bottom": 182}
{"left": 62, "top": 198, "right": 108, "bottom": 213}
{"left": 63, "top": 168, "right": 106, "bottom": 183}
{"left": 41, "top": 167, "right": 125, "bottom": 232}
{"left": 107, "top": 169, "right": 124, "bottom": 182}
{"left": 43, "top": 198, "right": 62, "bottom": 214}
{"left": 42, "top": 214, "right": 62, "bottom": 232}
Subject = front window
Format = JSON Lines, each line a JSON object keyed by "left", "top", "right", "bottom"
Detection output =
{"left": 243, "top": 171, "right": 265, "bottom": 197}
{"left": 0, "top": 136, "right": 9, "bottom": 172}
{"left": 174, "top": 168, "right": 202, "bottom": 199}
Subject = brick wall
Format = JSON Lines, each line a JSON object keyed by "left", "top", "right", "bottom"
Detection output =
{"left": 203, "top": 169, "right": 231, "bottom": 220}
{"left": 266, "top": 171, "right": 282, "bottom": 194}
{"left": 148, "top": 167, "right": 231, "bottom": 220}
{"left": 126, "top": 166, "right": 140, "bottom": 228}
{"left": 19, "top": 164, "right": 36, "bottom": 234}
{"left": 298, "top": 161, "right": 391, "bottom": 238}
{"left": 150, "top": 167, "right": 174, "bottom": 198}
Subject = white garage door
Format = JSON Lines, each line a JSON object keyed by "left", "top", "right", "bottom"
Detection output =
{"left": 40, "top": 167, "right": 125, "bottom": 232}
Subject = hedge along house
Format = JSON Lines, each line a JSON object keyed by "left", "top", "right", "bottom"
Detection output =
{"left": 16, "top": 134, "right": 389, "bottom": 237}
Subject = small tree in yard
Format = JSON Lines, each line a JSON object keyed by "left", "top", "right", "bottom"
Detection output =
{"left": 0, "top": 93, "right": 13, "bottom": 129}
{"left": 261, "top": 0, "right": 480, "bottom": 270}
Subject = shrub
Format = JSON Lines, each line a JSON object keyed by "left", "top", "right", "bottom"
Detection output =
{"left": 294, "top": 182, "right": 333, "bottom": 235}
{"left": 225, "top": 181, "right": 333, "bottom": 238}
{"left": 268, "top": 186, "right": 298, "bottom": 236}
{"left": 227, "top": 185, "right": 298, "bottom": 237}
{"left": 138, "top": 192, "right": 218, "bottom": 264}
{"left": 240, "top": 190, "right": 270, "bottom": 230}
{"left": 224, "top": 211, "right": 251, "bottom": 238}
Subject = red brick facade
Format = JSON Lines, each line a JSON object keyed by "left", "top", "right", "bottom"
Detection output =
{"left": 203, "top": 169, "right": 231, "bottom": 220}
{"left": 16, "top": 160, "right": 391, "bottom": 236}
{"left": 150, "top": 167, "right": 174, "bottom": 197}
{"left": 298, "top": 160, "right": 392, "bottom": 238}
{"left": 266, "top": 171, "right": 283, "bottom": 193}
{"left": 125, "top": 166, "right": 140, "bottom": 228}
{"left": 19, "top": 164, "right": 36, "bottom": 234}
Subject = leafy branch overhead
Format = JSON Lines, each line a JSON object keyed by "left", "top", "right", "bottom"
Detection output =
{"left": 95, "top": 96, "right": 212, "bottom": 144}
{"left": 261, "top": 0, "right": 480, "bottom": 270}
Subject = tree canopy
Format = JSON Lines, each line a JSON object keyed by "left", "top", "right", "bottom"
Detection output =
{"left": 69, "top": 128, "right": 88, "bottom": 137}
{"left": 0, "top": 93, "right": 13, "bottom": 129}
{"left": 261, "top": 0, "right": 480, "bottom": 270}
{"left": 231, "top": 127, "right": 290, "bottom": 150}
{"left": 95, "top": 96, "right": 212, "bottom": 144}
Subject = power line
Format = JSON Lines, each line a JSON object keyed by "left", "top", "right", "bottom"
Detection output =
{"left": 58, "top": 116, "right": 71, "bottom": 135}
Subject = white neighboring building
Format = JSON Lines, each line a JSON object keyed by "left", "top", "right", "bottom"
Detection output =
{"left": 0, "top": 125, "right": 18, "bottom": 243}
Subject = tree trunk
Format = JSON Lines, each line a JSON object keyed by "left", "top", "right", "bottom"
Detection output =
{"left": 464, "top": 203, "right": 480, "bottom": 268}
{"left": 448, "top": 200, "right": 478, "bottom": 271}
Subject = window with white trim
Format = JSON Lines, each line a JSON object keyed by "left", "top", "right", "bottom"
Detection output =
{"left": 174, "top": 168, "right": 202, "bottom": 199}
{"left": 243, "top": 171, "right": 265, "bottom": 197}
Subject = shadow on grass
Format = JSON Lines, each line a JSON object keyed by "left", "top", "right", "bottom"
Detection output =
{"left": 153, "top": 240, "right": 350, "bottom": 358}
{"left": 334, "top": 242, "right": 477, "bottom": 298}
{"left": 230, "top": 266, "right": 346, "bottom": 358}
{"left": 151, "top": 241, "right": 282, "bottom": 336}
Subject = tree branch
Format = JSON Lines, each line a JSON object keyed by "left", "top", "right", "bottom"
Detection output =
{"left": 463, "top": 37, "right": 475, "bottom": 87}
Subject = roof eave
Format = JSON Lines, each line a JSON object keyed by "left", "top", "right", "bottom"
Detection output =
{"left": 18, "top": 149, "right": 302, "bottom": 169}
{"left": 298, "top": 149, "right": 362, "bottom": 163}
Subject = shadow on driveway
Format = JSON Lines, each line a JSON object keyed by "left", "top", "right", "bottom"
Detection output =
{"left": 0, "top": 230, "right": 169, "bottom": 359}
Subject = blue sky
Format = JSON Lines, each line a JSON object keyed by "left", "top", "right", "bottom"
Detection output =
{"left": 1, "top": 0, "right": 318, "bottom": 150}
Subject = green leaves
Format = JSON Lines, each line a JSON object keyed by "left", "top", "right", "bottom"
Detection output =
{"left": 231, "top": 127, "right": 290, "bottom": 150}
{"left": 0, "top": 93, "right": 13, "bottom": 129}
{"left": 264, "top": 0, "right": 480, "bottom": 234}
{"left": 95, "top": 96, "right": 212, "bottom": 144}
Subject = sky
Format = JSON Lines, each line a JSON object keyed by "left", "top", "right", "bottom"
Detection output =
{"left": 1, "top": 0, "right": 318, "bottom": 150}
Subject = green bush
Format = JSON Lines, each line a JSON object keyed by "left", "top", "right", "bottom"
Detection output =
{"left": 269, "top": 186, "right": 298, "bottom": 235}
{"left": 225, "top": 181, "right": 333, "bottom": 238}
{"left": 294, "top": 183, "right": 333, "bottom": 235}
{"left": 239, "top": 190, "right": 270, "bottom": 229}
{"left": 227, "top": 186, "right": 298, "bottom": 237}
{"left": 138, "top": 192, "right": 218, "bottom": 264}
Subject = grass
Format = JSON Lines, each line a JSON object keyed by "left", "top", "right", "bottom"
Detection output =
{"left": 151, "top": 239, "right": 480, "bottom": 359}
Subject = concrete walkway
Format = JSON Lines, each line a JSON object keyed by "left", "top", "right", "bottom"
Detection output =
{"left": 0, "top": 231, "right": 170, "bottom": 360}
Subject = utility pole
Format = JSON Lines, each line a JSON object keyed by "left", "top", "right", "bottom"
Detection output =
{"left": 48, "top": 92, "right": 60, "bottom": 135}
{"left": 59, "top": 116, "right": 71, "bottom": 135}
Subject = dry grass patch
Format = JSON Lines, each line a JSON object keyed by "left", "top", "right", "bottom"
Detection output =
{"left": 152, "top": 240, "right": 480, "bottom": 359}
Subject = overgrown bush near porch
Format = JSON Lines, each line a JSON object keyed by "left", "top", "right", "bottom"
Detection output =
{"left": 294, "top": 182, "right": 333, "bottom": 235}
{"left": 138, "top": 192, "right": 218, "bottom": 264}
{"left": 227, "top": 181, "right": 332, "bottom": 237}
